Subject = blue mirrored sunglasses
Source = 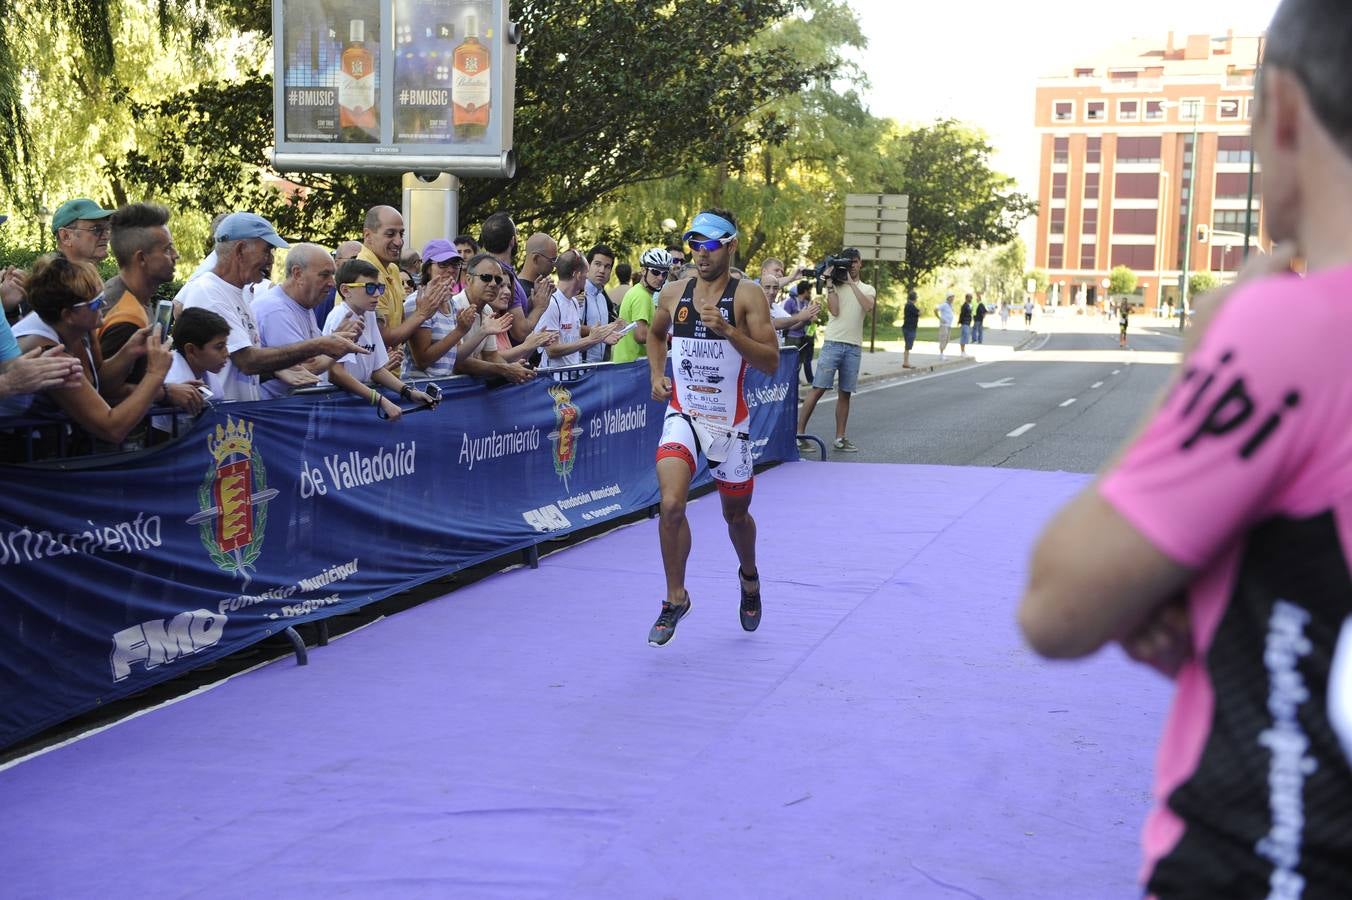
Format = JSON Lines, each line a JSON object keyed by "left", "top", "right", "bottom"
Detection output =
{"left": 687, "top": 236, "right": 732, "bottom": 253}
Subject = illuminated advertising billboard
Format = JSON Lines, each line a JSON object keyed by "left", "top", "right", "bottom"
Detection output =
{"left": 272, "top": 0, "right": 517, "bottom": 177}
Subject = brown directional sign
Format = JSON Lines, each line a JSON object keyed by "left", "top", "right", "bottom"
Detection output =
{"left": 842, "top": 193, "right": 908, "bottom": 260}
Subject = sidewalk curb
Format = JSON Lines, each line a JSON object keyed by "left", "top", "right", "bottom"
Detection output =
{"left": 854, "top": 355, "right": 979, "bottom": 388}
{"left": 1013, "top": 331, "right": 1041, "bottom": 352}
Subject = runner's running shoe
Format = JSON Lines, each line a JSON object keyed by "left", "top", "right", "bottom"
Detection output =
{"left": 648, "top": 595, "right": 692, "bottom": 646}
{"left": 739, "top": 567, "right": 761, "bottom": 631}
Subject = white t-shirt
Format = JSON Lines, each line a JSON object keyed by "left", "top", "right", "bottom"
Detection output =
{"left": 322, "top": 304, "right": 388, "bottom": 385}
{"left": 936, "top": 302, "right": 955, "bottom": 327}
{"left": 403, "top": 292, "right": 470, "bottom": 380}
{"left": 580, "top": 282, "right": 610, "bottom": 364}
{"left": 152, "top": 350, "right": 222, "bottom": 434}
{"left": 535, "top": 289, "right": 583, "bottom": 369}
{"left": 177, "top": 272, "right": 262, "bottom": 401}
{"left": 456, "top": 292, "right": 503, "bottom": 364}
{"left": 252, "top": 284, "right": 321, "bottom": 399}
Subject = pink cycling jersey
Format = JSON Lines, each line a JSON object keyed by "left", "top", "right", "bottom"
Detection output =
{"left": 1099, "top": 267, "right": 1352, "bottom": 897}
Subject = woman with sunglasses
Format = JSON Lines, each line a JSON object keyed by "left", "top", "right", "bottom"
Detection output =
{"left": 9, "top": 254, "right": 174, "bottom": 447}
{"left": 324, "top": 259, "right": 436, "bottom": 421}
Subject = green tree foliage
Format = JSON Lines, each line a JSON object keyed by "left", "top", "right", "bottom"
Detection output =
{"left": 1188, "top": 271, "right": 1219, "bottom": 298}
{"left": 1108, "top": 264, "right": 1138, "bottom": 296}
{"left": 114, "top": 0, "right": 821, "bottom": 248}
{"left": 883, "top": 120, "right": 1035, "bottom": 290}
{"left": 1024, "top": 269, "right": 1049, "bottom": 296}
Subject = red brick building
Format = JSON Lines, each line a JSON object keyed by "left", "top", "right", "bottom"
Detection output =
{"left": 1032, "top": 31, "right": 1268, "bottom": 311}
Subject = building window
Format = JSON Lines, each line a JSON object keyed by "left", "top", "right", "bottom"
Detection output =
{"left": 1226, "top": 66, "right": 1256, "bottom": 87}
{"left": 1115, "top": 172, "right": 1160, "bottom": 199}
{"left": 1075, "top": 67, "right": 1094, "bottom": 78}
{"left": 1050, "top": 208, "right": 1066, "bottom": 235}
{"left": 1054, "top": 101, "right": 1074, "bottom": 122}
{"left": 1051, "top": 172, "right": 1067, "bottom": 199}
{"left": 1110, "top": 244, "right": 1155, "bottom": 270}
{"left": 1215, "top": 172, "right": 1256, "bottom": 199}
{"left": 1116, "top": 136, "right": 1162, "bottom": 164}
{"left": 1087, "top": 100, "right": 1106, "bottom": 121}
{"left": 1214, "top": 209, "right": 1261, "bottom": 238}
{"left": 1219, "top": 98, "right": 1241, "bottom": 119}
{"left": 1118, "top": 100, "right": 1139, "bottom": 122}
{"left": 1109, "top": 70, "right": 1140, "bottom": 86}
{"left": 1145, "top": 100, "right": 1164, "bottom": 121}
{"left": 1217, "top": 135, "right": 1252, "bottom": 164}
{"left": 1244, "top": 98, "right": 1254, "bottom": 120}
{"left": 1181, "top": 98, "right": 1203, "bottom": 121}
{"left": 1049, "top": 244, "right": 1064, "bottom": 269}
{"left": 1084, "top": 172, "right": 1100, "bottom": 199}
{"left": 1080, "top": 243, "right": 1097, "bottom": 269}
{"left": 1086, "top": 137, "right": 1101, "bottom": 164}
{"left": 1053, "top": 136, "right": 1069, "bottom": 164}
{"left": 1082, "top": 208, "right": 1098, "bottom": 232}
{"left": 1113, "top": 208, "right": 1158, "bottom": 235}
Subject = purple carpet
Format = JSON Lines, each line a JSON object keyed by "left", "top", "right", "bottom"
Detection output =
{"left": 1, "top": 463, "right": 1170, "bottom": 899}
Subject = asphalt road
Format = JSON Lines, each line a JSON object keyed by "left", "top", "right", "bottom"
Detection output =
{"left": 800, "top": 322, "right": 1185, "bottom": 474}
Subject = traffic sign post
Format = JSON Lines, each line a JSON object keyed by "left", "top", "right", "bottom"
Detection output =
{"left": 843, "top": 193, "right": 908, "bottom": 351}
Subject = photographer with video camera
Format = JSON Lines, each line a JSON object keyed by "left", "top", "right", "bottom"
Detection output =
{"left": 796, "top": 247, "right": 874, "bottom": 453}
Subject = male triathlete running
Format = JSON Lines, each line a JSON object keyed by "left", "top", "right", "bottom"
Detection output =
{"left": 646, "top": 209, "right": 780, "bottom": 647}
{"left": 1019, "top": 2, "right": 1352, "bottom": 894}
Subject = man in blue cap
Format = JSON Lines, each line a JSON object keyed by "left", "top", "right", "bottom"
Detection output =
{"left": 645, "top": 208, "right": 781, "bottom": 647}
{"left": 52, "top": 198, "right": 114, "bottom": 265}
{"left": 177, "top": 212, "right": 367, "bottom": 401}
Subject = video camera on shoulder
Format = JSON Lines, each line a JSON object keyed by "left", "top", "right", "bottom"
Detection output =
{"left": 812, "top": 251, "right": 854, "bottom": 291}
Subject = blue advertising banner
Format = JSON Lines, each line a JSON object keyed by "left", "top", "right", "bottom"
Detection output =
{"left": 0, "top": 352, "right": 799, "bottom": 749}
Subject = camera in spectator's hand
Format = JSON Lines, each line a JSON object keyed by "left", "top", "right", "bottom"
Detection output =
{"left": 813, "top": 254, "right": 853, "bottom": 291}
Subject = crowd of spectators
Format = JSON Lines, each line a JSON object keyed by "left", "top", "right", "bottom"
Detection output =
{"left": 0, "top": 198, "right": 818, "bottom": 461}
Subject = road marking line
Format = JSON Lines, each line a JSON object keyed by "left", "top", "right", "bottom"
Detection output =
{"left": 1112, "top": 369, "right": 1121, "bottom": 375}
{"left": 1060, "top": 398, "right": 1077, "bottom": 407}
{"left": 1007, "top": 423, "right": 1036, "bottom": 438}
{"left": 1091, "top": 381, "right": 1104, "bottom": 388}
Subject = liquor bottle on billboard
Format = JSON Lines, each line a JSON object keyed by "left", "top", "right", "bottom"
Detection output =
{"left": 339, "top": 19, "right": 378, "bottom": 142}
{"left": 452, "top": 13, "right": 490, "bottom": 141}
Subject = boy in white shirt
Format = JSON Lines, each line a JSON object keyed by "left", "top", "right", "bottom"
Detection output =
{"left": 153, "top": 307, "right": 229, "bottom": 436}
{"left": 324, "top": 259, "right": 436, "bottom": 421}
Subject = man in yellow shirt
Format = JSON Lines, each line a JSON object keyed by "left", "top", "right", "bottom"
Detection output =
{"left": 359, "top": 205, "right": 443, "bottom": 359}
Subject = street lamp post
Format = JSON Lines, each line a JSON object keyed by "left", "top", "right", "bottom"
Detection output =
{"left": 1175, "top": 99, "right": 1238, "bottom": 331}
{"left": 1178, "top": 109, "right": 1201, "bottom": 332}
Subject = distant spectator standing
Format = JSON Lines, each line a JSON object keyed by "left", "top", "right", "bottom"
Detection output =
{"left": 973, "top": 294, "right": 988, "bottom": 344}
{"left": 453, "top": 234, "right": 479, "bottom": 260}
{"left": 901, "top": 289, "right": 921, "bottom": 369}
{"left": 1118, "top": 298, "right": 1130, "bottom": 348}
{"left": 936, "top": 293, "right": 956, "bottom": 360}
{"left": 782, "top": 280, "right": 819, "bottom": 382}
{"left": 796, "top": 248, "right": 875, "bottom": 452}
{"left": 958, "top": 293, "right": 974, "bottom": 356}
{"left": 582, "top": 244, "right": 618, "bottom": 362}
{"left": 51, "top": 198, "right": 113, "bottom": 265}
{"left": 608, "top": 262, "right": 633, "bottom": 317}
{"left": 1024, "top": 296, "right": 1034, "bottom": 328}
{"left": 999, "top": 298, "right": 1010, "bottom": 330}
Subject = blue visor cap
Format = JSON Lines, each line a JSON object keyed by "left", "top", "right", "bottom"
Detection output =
{"left": 682, "top": 213, "right": 738, "bottom": 242}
